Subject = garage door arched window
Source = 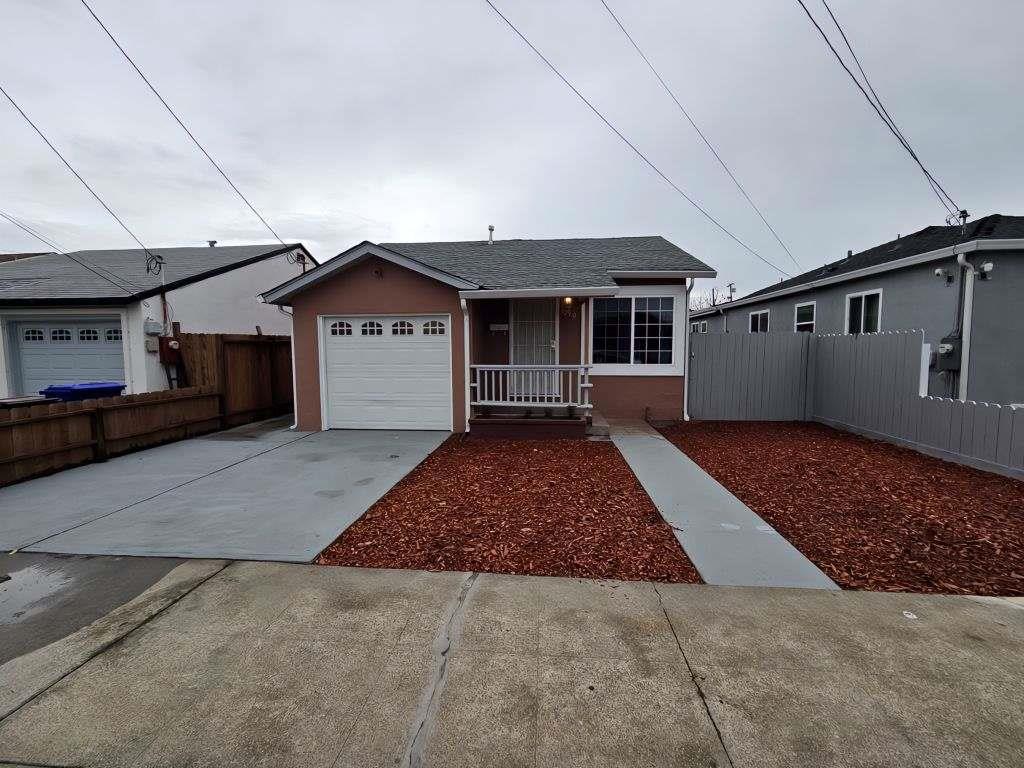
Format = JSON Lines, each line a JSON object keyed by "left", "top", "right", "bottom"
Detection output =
{"left": 329, "top": 321, "right": 352, "bottom": 337}
{"left": 391, "top": 320, "right": 414, "bottom": 336}
{"left": 423, "top": 320, "right": 446, "bottom": 336}
{"left": 361, "top": 321, "right": 383, "bottom": 336}
{"left": 105, "top": 328, "right": 122, "bottom": 342}
{"left": 79, "top": 329, "right": 100, "bottom": 342}
{"left": 51, "top": 328, "right": 72, "bottom": 342}
{"left": 23, "top": 328, "right": 44, "bottom": 342}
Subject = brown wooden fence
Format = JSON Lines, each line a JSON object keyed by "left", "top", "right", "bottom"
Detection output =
{"left": 0, "top": 333, "right": 293, "bottom": 487}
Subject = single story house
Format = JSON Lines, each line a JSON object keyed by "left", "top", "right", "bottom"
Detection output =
{"left": 0, "top": 243, "right": 314, "bottom": 397}
{"left": 690, "top": 214, "right": 1024, "bottom": 405}
{"left": 260, "top": 235, "right": 717, "bottom": 434}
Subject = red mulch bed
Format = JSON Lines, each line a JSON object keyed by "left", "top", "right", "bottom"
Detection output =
{"left": 317, "top": 436, "right": 701, "bottom": 583}
{"left": 660, "top": 421, "right": 1024, "bottom": 595}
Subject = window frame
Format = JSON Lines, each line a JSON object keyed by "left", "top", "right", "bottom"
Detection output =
{"left": 423, "top": 320, "right": 446, "bottom": 336}
{"left": 22, "top": 328, "right": 45, "bottom": 343}
{"left": 699, "top": 320, "right": 708, "bottom": 334}
{"left": 844, "top": 289, "right": 882, "bottom": 334}
{"left": 391, "top": 320, "right": 414, "bottom": 336}
{"left": 748, "top": 310, "right": 770, "bottom": 333}
{"left": 360, "top": 320, "right": 383, "bottom": 336}
{"left": 105, "top": 328, "right": 122, "bottom": 343}
{"left": 329, "top": 321, "right": 352, "bottom": 337}
{"left": 51, "top": 328, "right": 73, "bottom": 342}
{"left": 793, "top": 301, "right": 816, "bottom": 333}
{"left": 588, "top": 288, "right": 685, "bottom": 376}
{"left": 79, "top": 328, "right": 101, "bottom": 342}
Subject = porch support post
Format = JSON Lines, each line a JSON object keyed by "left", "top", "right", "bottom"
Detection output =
{"left": 461, "top": 298, "right": 471, "bottom": 432}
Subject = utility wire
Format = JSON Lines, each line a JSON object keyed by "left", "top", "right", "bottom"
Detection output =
{"left": 482, "top": 0, "right": 791, "bottom": 278}
{"left": 0, "top": 209, "right": 144, "bottom": 294}
{"left": 78, "top": 0, "right": 286, "bottom": 246}
{"left": 817, "top": 0, "right": 959, "bottom": 219}
{"left": 794, "top": 0, "right": 961, "bottom": 219}
{"left": 598, "top": 0, "right": 801, "bottom": 271}
{"left": 0, "top": 81, "right": 165, "bottom": 274}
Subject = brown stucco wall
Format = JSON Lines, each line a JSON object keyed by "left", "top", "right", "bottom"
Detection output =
{"left": 589, "top": 375, "right": 684, "bottom": 420}
{"left": 558, "top": 300, "right": 584, "bottom": 364}
{"left": 470, "top": 299, "right": 510, "bottom": 365}
{"left": 290, "top": 256, "right": 466, "bottom": 432}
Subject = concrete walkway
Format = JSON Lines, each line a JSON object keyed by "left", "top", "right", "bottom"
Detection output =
{"left": 1, "top": 418, "right": 447, "bottom": 562}
{"left": 609, "top": 419, "right": 837, "bottom": 589}
{"left": 1, "top": 561, "right": 1021, "bottom": 767}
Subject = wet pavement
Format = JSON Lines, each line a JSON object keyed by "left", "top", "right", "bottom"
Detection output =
{"left": 0, "top": 552, "right": 179, "bottom": 664}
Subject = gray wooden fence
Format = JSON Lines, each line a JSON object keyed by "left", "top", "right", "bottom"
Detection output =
{"left": 688, "top": 330, "right": 1024, "bottom": 480}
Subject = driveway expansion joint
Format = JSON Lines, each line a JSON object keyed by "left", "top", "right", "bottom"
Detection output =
{"left": 652, "top": 583, "right": 734, "bottom": 768}
{"left": 402, "top": 571, "right": 480, "bottom": 768}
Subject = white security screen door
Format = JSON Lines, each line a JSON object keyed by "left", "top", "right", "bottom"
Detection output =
{"left": 510, "top": 298, "right": 557, "bottom": 399}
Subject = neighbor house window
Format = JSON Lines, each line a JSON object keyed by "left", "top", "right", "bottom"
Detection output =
{"left": 423, "top": 320, "right": 446, "bottom": 335}
{"left": 23, "top": 328, "right": 44, "bottom": 342}
{"left": 392, "top": 320, "right": 414, "bottom": 335}
{"left": 105, "top": 328, "right": 122, "bottom": 342}
{"left": 689, "top": 321, "right": 708, "bottom": 334}
{"left": 749, "top": 310, "right": 769, "bottom": 333}
{"left": 846, "top": 290, "right": 881, "bottom": 334}
{"left": 329, "top": 321, "right": 352, "bottom": 336}
{"left": 592, "top": 296, "right": 674, "bottom": 365}
{"left": 700, "top": 320, "right": 708, "bottom": 334}
{"left": 361, "top": 321, "right": 383, "bottom": 336}
{"left": 79, "top": 329, "right": 100, "bottom": 342}
{"left": 794, "top": 302, "right": 815, "bottom": 333}
{"left": 51, "top": 328, "right": 72, "bottom": 342}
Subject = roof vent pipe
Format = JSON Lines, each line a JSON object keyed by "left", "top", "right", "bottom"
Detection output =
{"left": 207, "top": 240, "right": 217, "bottom": 247}
{"left": 487, "top": 225, "right": 494, "bottom": 245}
{"left": 847, "top": 250, "right": 852, "bottom": 258}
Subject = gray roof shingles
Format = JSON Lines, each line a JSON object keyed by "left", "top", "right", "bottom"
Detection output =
{"left": 738, "top": 213, "right": 1024, "bottom": 303}
{"left": 0, "top": 244, "right": 301, "bottom": 305}
{"left": 377, "top": 235, "right": 715, "bottom": 289}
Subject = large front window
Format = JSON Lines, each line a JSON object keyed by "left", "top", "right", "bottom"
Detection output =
{"left": 592, "top": 296, "right": 674, "bottom": 365}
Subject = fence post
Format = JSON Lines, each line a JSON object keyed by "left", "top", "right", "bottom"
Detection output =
{"left": 92, "top": 406, "right": 109, "bottom": 462}
{"left": 218, "top": 336, "right": 230, "bottom": 429}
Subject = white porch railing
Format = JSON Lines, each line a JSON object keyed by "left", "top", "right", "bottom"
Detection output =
{"left": 470, "top": 365, "right": 592, "bottom": 409}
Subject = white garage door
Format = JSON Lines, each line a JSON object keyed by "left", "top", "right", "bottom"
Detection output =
{"left": 14, "top": 320, "right": 125, "bottom": 396}
{"left": 321, "top": 314, "right": 452, "bottom": 430}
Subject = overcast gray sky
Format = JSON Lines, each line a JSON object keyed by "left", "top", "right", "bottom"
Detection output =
{"left": 1, "top": 0, "right": 1021, "bottom": 296}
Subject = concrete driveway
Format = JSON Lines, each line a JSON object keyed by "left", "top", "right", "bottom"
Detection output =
{"left": 0, "top": 418, "right": 447, "bottom": 561}
{"left": 0, "top": 561, "right": 1021, "bottom": 767}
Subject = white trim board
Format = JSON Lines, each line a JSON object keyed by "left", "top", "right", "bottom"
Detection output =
{"left": 263, "top": 243, "right": 478, "bottom": 304}
{"left": 690, "top": 238, "right": 1024, "bottom": 318}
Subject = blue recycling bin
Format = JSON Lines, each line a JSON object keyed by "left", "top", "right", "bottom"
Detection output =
{"left": 39, "top": 382, "right": 126, "bottom": 401}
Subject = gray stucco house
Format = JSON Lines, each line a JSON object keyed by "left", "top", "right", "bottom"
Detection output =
{"left": 690, "top": 214, "right": 1024, "bottom": 405}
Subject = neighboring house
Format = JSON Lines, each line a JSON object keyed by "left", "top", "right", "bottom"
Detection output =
{"left": 0, "top": 243, "right": 314, "bottom": 397}
{"left": 260, "top": 236, "right": 716, "bottom": 433}
{"left": 690, "top": 214, "right": 1024, "bottom": 405}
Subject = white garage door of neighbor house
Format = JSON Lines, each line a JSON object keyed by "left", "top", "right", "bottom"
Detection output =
{"left": 321, "top": 315, "right": 452, "bottom": 430}
{"left": 14, "top": 320, "right": 125, "bottom": 396}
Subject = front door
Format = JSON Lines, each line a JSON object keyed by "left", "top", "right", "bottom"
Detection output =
{"left": 510, "top": 298, "right": 557, "bottom": 400}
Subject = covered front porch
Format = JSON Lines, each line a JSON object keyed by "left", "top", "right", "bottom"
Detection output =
{"left": 466, "top": 294, "right": 597, "bottom": 436}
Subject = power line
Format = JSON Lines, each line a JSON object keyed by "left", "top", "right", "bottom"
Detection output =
{"left": 0, "top": 81, "right": 166, "bottom": 274}
{"left": 0, "top": 209, "right": 143, "bottom": 294}
{"left": 598, "top": 0, "right": 801, "bottom": 271}
{"left": 794, "top": 0, "right": 962, "bottom": 219}
{"left": 482, "top": 0, "right": 791, "bottom": 278}
{"left": 78, "top": 0, "right": 285, "bottom": 246}
{"left": 816, "top": 0, "right": 960, "bottom": 218}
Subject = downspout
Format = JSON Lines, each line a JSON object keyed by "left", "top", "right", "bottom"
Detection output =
{"left": 683, "top": 278, "right": 693, "bottom": 421}
{"left": 955, "top": 253, "right": 976, "bottom": 401}
{"left": 461, "top": 298, "right": 471, "bottom": 433}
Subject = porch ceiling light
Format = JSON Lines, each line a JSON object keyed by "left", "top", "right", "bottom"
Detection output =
{"left": 563, "top": 296, "right": 573, "bottom": 305}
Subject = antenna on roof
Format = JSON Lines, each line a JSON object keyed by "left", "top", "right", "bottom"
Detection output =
{"left": 487, "top": 225, "right": 494, "bottom": 245}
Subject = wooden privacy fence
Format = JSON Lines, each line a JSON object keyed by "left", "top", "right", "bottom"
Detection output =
{"left": 688, "top": 330, "right": 1024, "bottom": 480}
{"left": 0, "top": 332, "right": 293, "bottom": 487}
{"left": 176, "top": 333, "right": 292, "bottom": 427}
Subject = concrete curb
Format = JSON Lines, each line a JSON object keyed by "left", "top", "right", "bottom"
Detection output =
{"left": 0, "top": 558, "right": 229, "bottom": 721}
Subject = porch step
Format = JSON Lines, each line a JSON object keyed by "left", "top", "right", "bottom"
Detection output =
{"left": 468, "top": 416, "right": 587, "bottom": 439}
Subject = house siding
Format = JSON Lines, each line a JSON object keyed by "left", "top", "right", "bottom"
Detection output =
{"left": 968, "top": 250, "right": 1024, "bottom": 404}
{"left": 290, "top": 256, "right": 467, "bottom": 433}
{"left": 590, "top": 375, "right": 683, "bottom": 420}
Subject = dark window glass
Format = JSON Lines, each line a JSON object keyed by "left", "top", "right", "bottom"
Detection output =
{"left": 632, "top": 296, "right": 673, "bottom": 364}
{"left": 847, "top": 296, "right": 863, "bottom": 334}
{"left": 863, "top": 293, "right": 880, "bottom": 333}
{"left": 592, "top": 297, "right": 631, "bottom": 363}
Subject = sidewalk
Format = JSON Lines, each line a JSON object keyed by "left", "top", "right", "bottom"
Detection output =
{"left": 609, "top": 419, "right": 837, "bottom": 589}
{"left": 1, "top": 561, "right": 1020, "bottom": 767}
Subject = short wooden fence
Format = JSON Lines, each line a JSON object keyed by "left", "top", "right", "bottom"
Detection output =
{"left": 0, "top": 332, "right": 293, "bottom": 487}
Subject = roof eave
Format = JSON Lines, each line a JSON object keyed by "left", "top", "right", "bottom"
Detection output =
{"left": 691, "top": 238, "right": 1024, "bottom": 317}
{"left": 458, "top": 286, "right": 620, "bottom": 299}
{"left": 261, "top": 242, "right": 479, "bottom": 304}
{"left": 608, "top": 269, "right": 717, "bottom": 280}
